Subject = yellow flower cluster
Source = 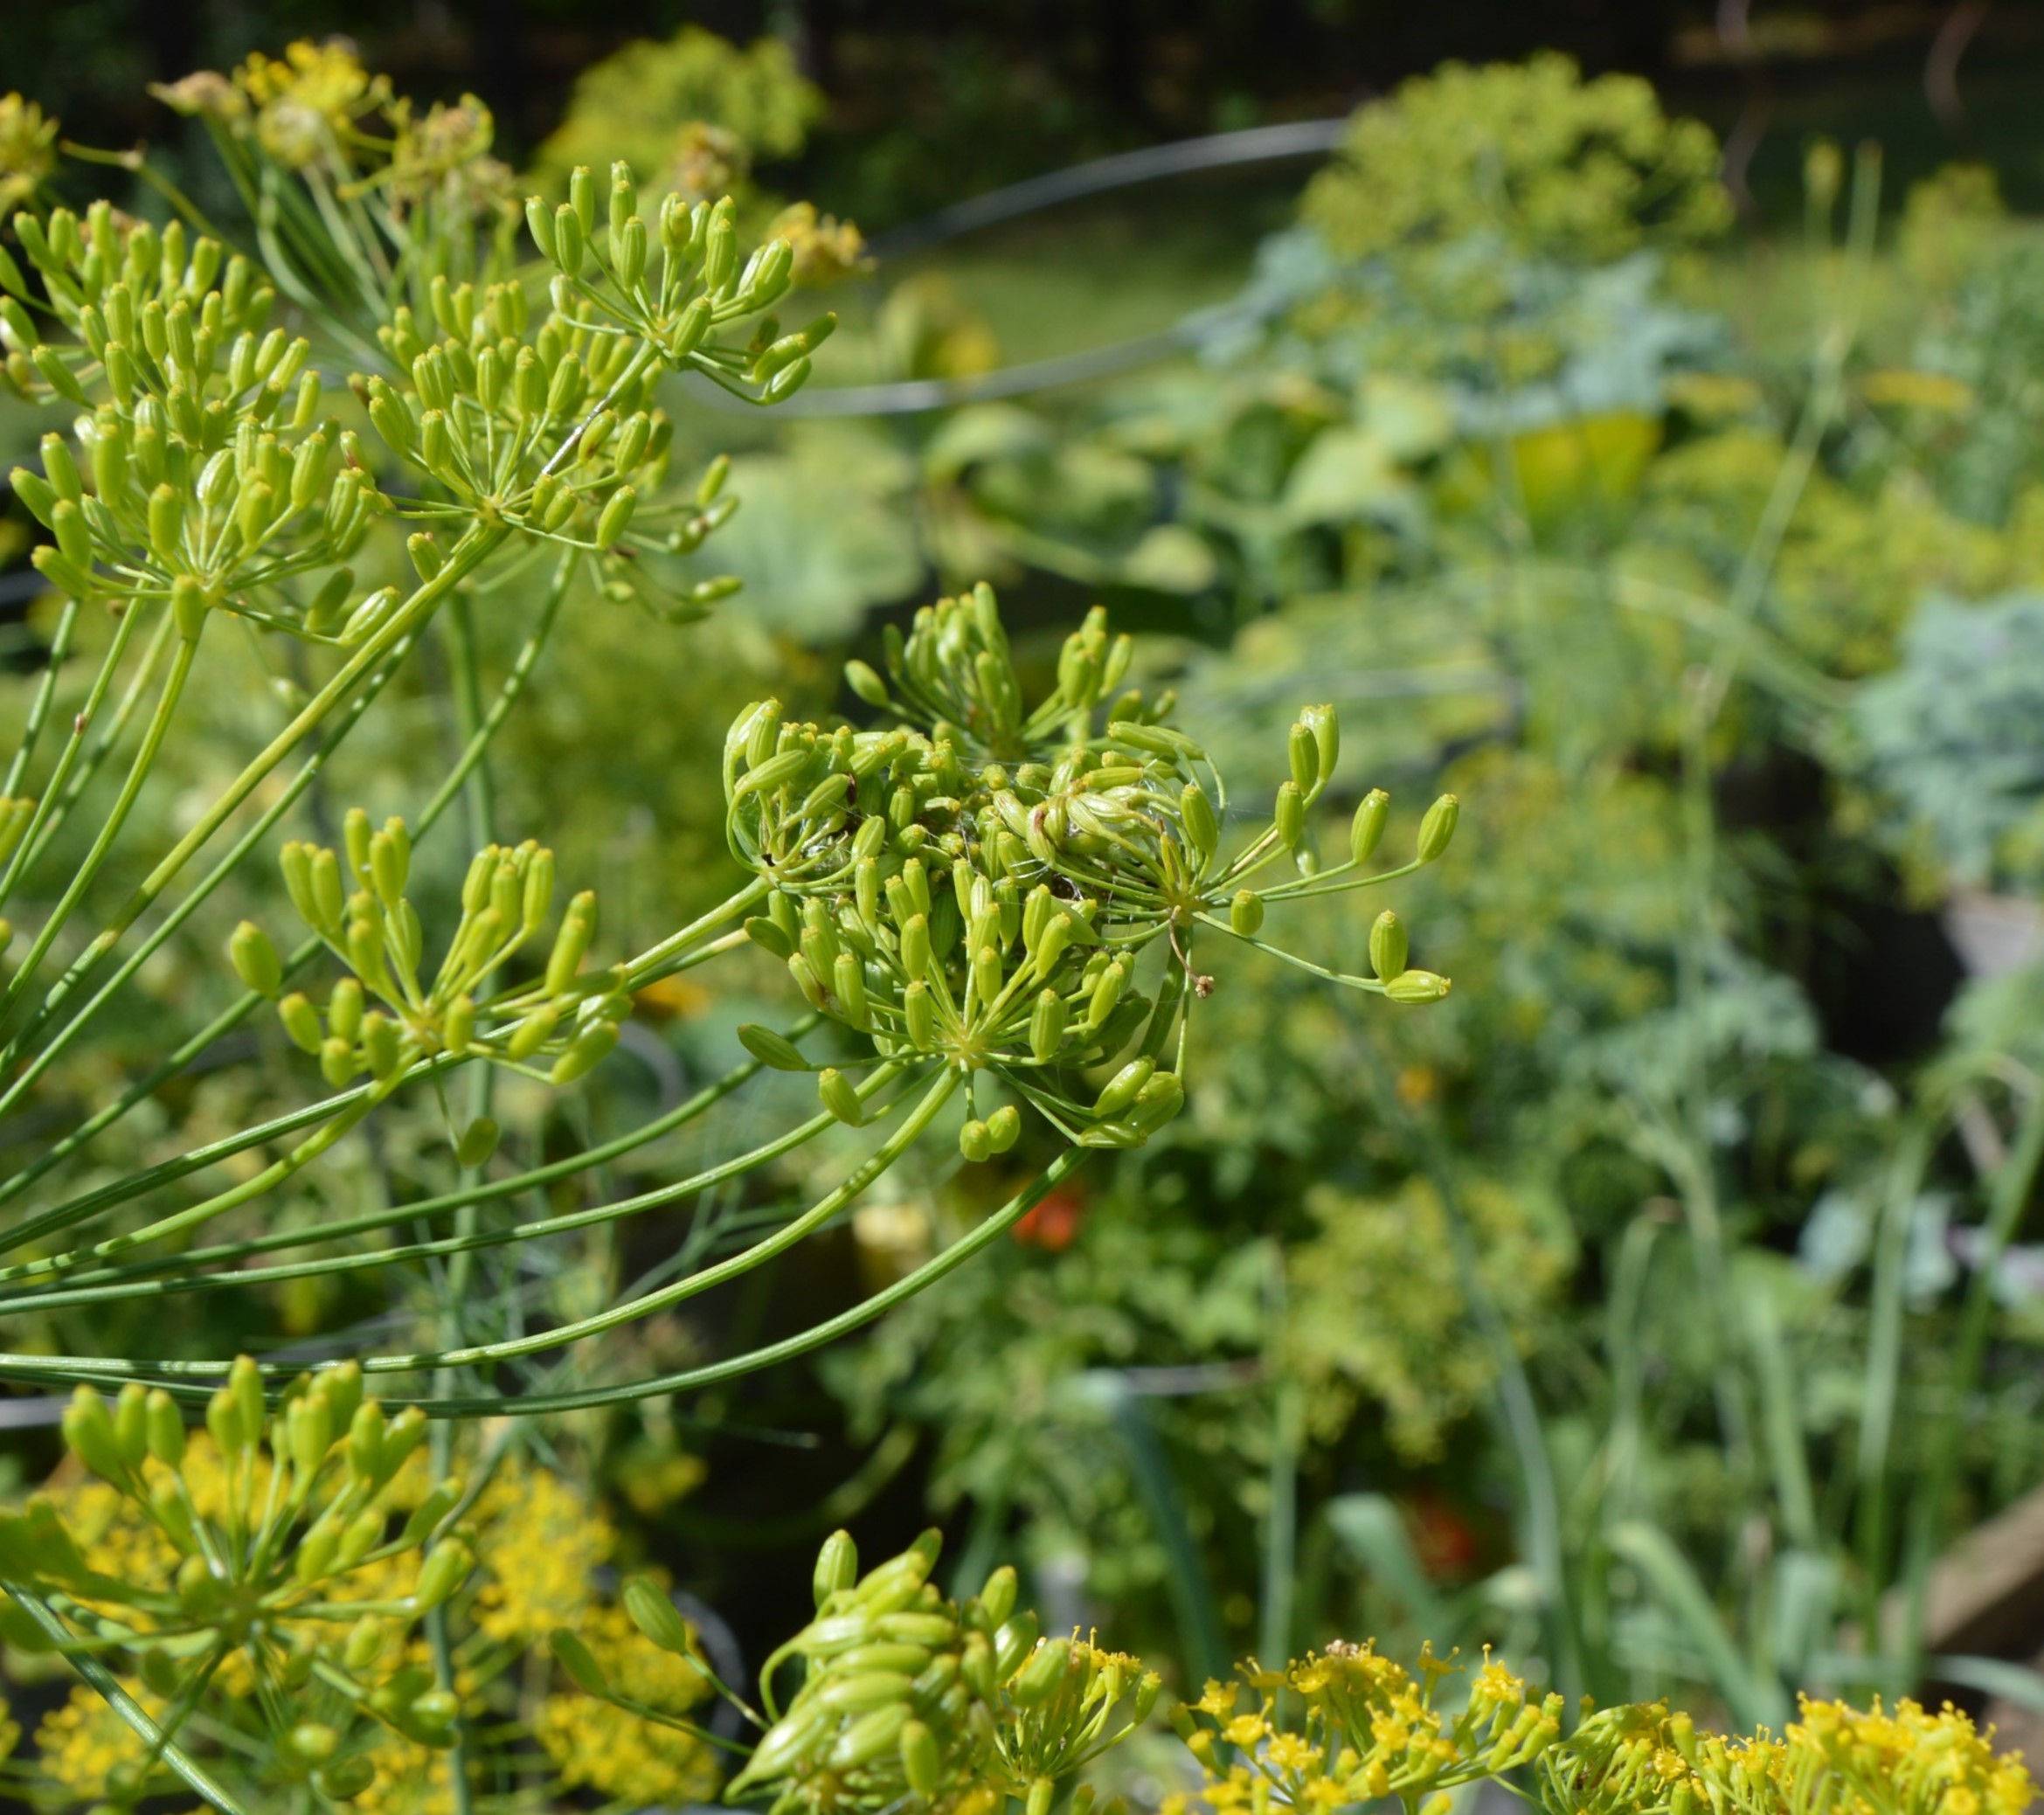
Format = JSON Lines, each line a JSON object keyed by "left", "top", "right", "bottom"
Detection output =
{"left": 536, "top": 1600, "right": 720, "bottom": 1805}
{"left": 0, "top": 92, "right": 58, "bottom": 212}
{"left": 1172, "top": 1644, "right": 1561, "bottom": 1815}
{"left": 468, "top": 1455, "right": 616, "bottom": 1646}
{"left": 1540, "top": 1691, "right": 2034, "bottom": 1815}
{"left": 32, "top": 1680, "right": 163, "bottom": 1803}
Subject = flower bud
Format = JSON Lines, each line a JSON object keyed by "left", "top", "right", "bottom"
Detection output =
{"left": 972, "top": 943, "right": 1003, "bottom": 1007}
{"left": 833, "top": 951, "right": 870, "bottom": 1029}
{"left": 845, "top": 660, "right": 890, "bottom": 708}
{"left": 506, "top": 1006, "right": 558, "bottom": 1062}
{"left": 412, "top": 1539, "right": 474, "bottom": 1611}
{"left": 788, "top": 952, "right": 828, "bottom": 1012}
{"left": 343, "top": 1615, "right": 386, "bottom": 1672}
{"left": 1274, "top": 780, "right": 1305, "bottom": 852}
{"left": 959, "top": 1119, "right": 992, "bottom": 1163}
{"left": 986, "top": 1104, "right": 1021, "bottom": 1153}
{"left": 819, "top": 1067, "right": 864, "bottom": 1127}
{"left": 625, "top": 1576, "right": 696, "bottom": 1654}
{"left": 229, "top": 920, "right": 282, "bottom": 997}
{"left": 1094, "top": 1056, "right": 1154, "bottom": 1119}
{"left": 145, "top": 1389, "right": 185, "bottom": 1467}
{"left": 550, "top": 1018, "right": 619, "bottom": 1084}
{"left": 738, "top": 1023, "right": 809, "bottom": 1071}
{"left": 319, "top": 1037, "right": 355, "bottom": 1090}
{"left": 901, "top": 1720, "right": 941, "bottom": 1798}
{"left": 455, "top": 1118, "right": 499, "bottom": 1168}
{"left": 1349, "top": 789, "right": 1389, "bottom": 864}
{"left": 1029, "top": 988, "right": 1068, "bottom": 1063}
{"left": 274, "top": 992, "right": 321, "bottom": 1055}
{"left": 596, "top": 483, "right": 635, "bottom": 547}
{"left": 1417, "top": 793, "right": 1459, "bottom": 863}
{"left": 1369, "top": 910, "right": 1407, "bottom": 980}
{"left": 904, "top": 979, "right": 936, "bottom": 1047}
{"left": 546, "top": 893, "right": 597, "bottom": 994}
{"left": 551, "top": 1631, "right": 611, "bottom": 1695}
{"left": 1288, "top": 722, "right": 1319, "bottom": 795}
{"left": 63, "top": 1386, "right": 128, "bottom": 1485}
{"left": 1385, "top": 969, "right": 1452, "bottom": 1002}
{"left": 1130, "top": 1070, "right": 1185, "bottom": 1132}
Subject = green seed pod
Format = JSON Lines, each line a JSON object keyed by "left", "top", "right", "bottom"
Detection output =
{"left": 972, "top": 942, "right": 1003, "bottom": 1007}
{"left": 523, "top": 196, "right": 558, "bottom": 264}
{"left": 1288, "top": 721, "right": 1319, "bottom": 795}
{"left": 788, "top": 952, "right": 828, "bottom": 1012}
{"left": 1094, "top": 1056, "right": 1155, "bottom": 1119}
{"left": 1417, "top": 793, "right": 1459, "bottom": 863}
{"left": 407, "top": 531, "right": 442, "bottom": 582}
{"left": 412, "top": 1539, "right": 474, "bottom": 1611}
{"left": 985, "top": 1104, "right": 1021, "bottom": 1153}
{"left": 1341, "top": 790, "right": 1389, "bottom": 867}
{"left": 546, "top": 894, "right": 597, "bottom": 994}
{"left": 145, "top": 1389, "right": 185, "bottom": 1468}
{"left": 295, "top": 1522, "right": 340, "bottom": 1585}
{"left": 63, "top": 1386, "right": 127, "bottom": 1485}
{"left": 506, "top": 1006, "right": 558, "bottom": 1063}
{"left": 904, "top": 979, "right": 936, "bottom": 1048}
{"left": 1230, "top": 889, "right": 1265, "bottom": 937}
{"left": 343, "top": 1615, "right": 385, "bottom": 1673}
{"left": 834, "top": 952, "right": 870, "bottom": 1028}
{"left": 900, "top": 1720, "right": 941, "bottom": 1798}
{"left": 993, "top": 1611, "right": 1040, "bottom": 1679}
{"left": 1180, "top": 780, "right": 1219, "bottom": 856}
{"left": 286, "top": 1722, "right": 341, "bottom": 1766}
{"left": 550, "top": 1018, "right": 619, "bottom": 1084}
{"left": 1011, "top": 1639, "right": 1073, "bottom": 1708}
{"left": 228, "top": 920, "right": 282, "bottom": 997}
{"left": 738, "top": 1023, "right": 809, "bottom": 1072}
{"left": 1029, "top": 988, "right": 1068, "bottom": 1063}
{"left": 596, "top": 483, "right": 635, "bottom": 547}
{"left": 845, "top": 660, "right": 890, "bottom": 708}
{"left": 977, "top": 1564, "right": 1018, "bottom": 1629}
{"left": 1368, "top": 909, "right": 1407, "bottom": 980}
{"left": 819, "top": 1066, "right": 864, "bottom": 1127}
{"left": 552, "top": 203, "right": 584, "bottom": 277}
{"left": 286, "top": 1392, "right": 332, "bottom": 1479}
{"left": 624, "top": 1576, "right": 696, "bottom": 1655}
{"left": 1130, "top": 1070, "right": 1185, "bottom": 1133}
{"left": 745, "top": 914, "right": 794, "bottom": 960}
{"left": 443, "top": 995, "right": 475, "bottom": 1057}
{"left": 901, "top": 913, "right": 932, "bottom": 981}
{"left": 455, "top": 1118, "right": 500, "bottom": 1169}
{"left": 1301, "top": 702, "right": 1339, "bottom": 786}
{"left": 1274, "top": 780, "right": 1305, "bottom": 852}
{"left": 361, "top": 1011, "right": 403, "bottom": 1082}
{"left": 551, "top": 1631, "right": 611, "bottom": 1696}
{"left": 1087, "top": 958, "right": 1128, "bottom": 1028}
{"left": 318, "top": 1037, "right": 355, "bottom": 1090}
{"left": 50, "top": 498, "right": 89, "bottom": 571}
{"left": 959, "top": 1119, "right": 991, "bottom": 1163}
{"left": 279, "top": 993, "right": 322, "bottom": 1055}
{"left": 814, "top": 1530, "right": 859, "bottom": 1607}
{"left": 1385, "top": 969, "right": 1452, "bottom": 1003}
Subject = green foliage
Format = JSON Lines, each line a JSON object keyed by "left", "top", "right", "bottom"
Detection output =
{"left": 529, "top": 26, "right": 822, "bottom": 201}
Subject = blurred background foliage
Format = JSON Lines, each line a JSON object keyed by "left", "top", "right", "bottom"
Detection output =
{"left": 14, "top": 0, "right": 2044, "bottom": 1784}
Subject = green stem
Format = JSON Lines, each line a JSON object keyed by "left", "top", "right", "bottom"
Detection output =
{"left": 1898, "top": 1078, "right": 2044, "bottom": 1675}
{"left": 0, "top": 632, "right": 416, "bottom": 1207}
{"left": 0, "top": 590, "right": 148, "bottom": 920}
{"left": 1, "top": 595, "right": 79, "bottom": 798}
{"left": 0, "top": 620, "right": 198, "bottom": 1041}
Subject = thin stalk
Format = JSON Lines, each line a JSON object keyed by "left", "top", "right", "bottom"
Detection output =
{"left": 0, "top": 634, "right": 418, "bottom": 1206}
{"left": 0, "top": 623, "right": 199, "bottom": 1045}
{"left": 1, "top": 595, "right": 80, "bottom": 797}
{"left": 0, "top": 592, "right": 149, "bottom": 918}
{"left": 349, "top": 1066, "right": 953, "bottom": 1377}
{"left": 428, "top": 589, "right": 492, "bottom": 1815}
{"left": 16, "top": 525, "right": 509, "bottom": 1047}
{"left": 0, "top": 1028, "right": 807, "bottom": 1299}
{"left": 1898, "top": 1077, "right": 2044, "bottom": 1676}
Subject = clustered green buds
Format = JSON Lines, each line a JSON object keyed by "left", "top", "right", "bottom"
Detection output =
{"left": 726, "top": 585, "right": 1458, "bottom": 1159}
{"left": 1, "top": 197, "right": 385, "bottom": 633}
{"left": 3, "top": 1357, "right": 475, "bottom": 1798}
{"left": 266, "top": 807, "right": 628, "bottom": 1110}
{"left": 717, "top": 1528, "right": 1155, "bottom": 1815}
